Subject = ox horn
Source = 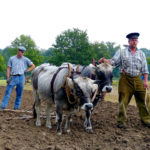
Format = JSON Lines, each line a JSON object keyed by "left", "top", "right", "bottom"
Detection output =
{"left": 92, "top": 88, "right": 98, "bottom": 102}
{"left": 76, "top": 64, "right": 80, "bottom": 73}
{"left": 67, "top": 63, "right": 72, "bottom": 77}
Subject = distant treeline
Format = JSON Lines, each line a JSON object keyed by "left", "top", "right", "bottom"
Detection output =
{"left": 0, "top": 28, "right": 150, "bottom": 79}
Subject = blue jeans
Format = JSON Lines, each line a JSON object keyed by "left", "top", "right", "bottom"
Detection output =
{"left": 1, "top": 75, "right": 25, "bottom": 109}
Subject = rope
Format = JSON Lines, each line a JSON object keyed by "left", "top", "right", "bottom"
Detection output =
{"left": 65, "top": 77, "right": 77, "bottom": 105}
{"left": 145, "top": 88, "right": 150, "bottom": 113}
{"left": 91, "top": 88, "right": 98, "bottom": 102}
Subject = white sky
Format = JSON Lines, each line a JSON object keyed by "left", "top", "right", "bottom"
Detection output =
{"left": 0, "top": 0, "right": 150, "bottom": 50}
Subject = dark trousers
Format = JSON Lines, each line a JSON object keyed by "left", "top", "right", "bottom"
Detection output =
{"left": 118, "top": 74, "right": 150, "bottom": 124}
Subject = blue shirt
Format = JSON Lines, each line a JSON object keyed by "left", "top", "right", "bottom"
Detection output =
{"left": 8, "top": 55, "right": 33, "bottom": 75}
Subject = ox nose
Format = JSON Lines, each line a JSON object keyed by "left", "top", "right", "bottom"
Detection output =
{"left": 106, "top": 86, "right": 112, "bottom": 92}
{"left": 85, "top": 103, "right": 93, "bottom": 110}
{"left": 81, "top": 103, "right": 93, "bottom": 110}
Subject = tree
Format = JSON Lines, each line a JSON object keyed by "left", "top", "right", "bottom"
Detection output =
{"left": 11, "top": 35, "right": 36, "bottom": 50}
{"left": 10, "top": 35, "right": 44, "bottom": 66}
{"left": 106, "top": 42, "right": 121, "bottom": 78}
{"left": 0, "top": 55, "right": 6, "bottom": 71}
{"left": 41, "top": 48, "right": 55, "bottom": 63}
{"left": 89, "top": 42, "right": 110, "bottom": 61}
{"left": 49, "top": 28, "right": 91, "bottom": 65}
{"left": 106, "top": 42, "right": 120, "bottom": 57}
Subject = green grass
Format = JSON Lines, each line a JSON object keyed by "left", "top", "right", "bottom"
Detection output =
{"left": 112, "top": 80, "right": 150, "bottom": 86}
{"left": 0, "top": 80, "right": 32, "bottom": 90}
{"left": 112, "top": 80, "right": 118, "bottom": 86}
{"left": 0, "top": 79, "right": 150, "bottom": 92}
{"left": 0, "top": 80, "right": 6, "bottom": 86}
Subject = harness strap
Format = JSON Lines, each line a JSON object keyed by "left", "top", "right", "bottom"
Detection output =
{"left": 121, "top": 48, "right": 126, "bottom": 73}
{"left": 81, "top": 66, "right": 86, "bottom": 73}
{"left": 51, "top": 67, "right": 67, "bottom": 101}
{"left": 65, "top": 78, "right": 77, "bottom": 104}
{"left": 75, "top": 66, "right": 86, "bottom": 74}
{"left": 79, "top": 65, "right": 95, "bottom": 79}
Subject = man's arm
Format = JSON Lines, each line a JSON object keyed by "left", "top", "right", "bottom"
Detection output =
{"left": 99, "top": 58, "right": 111, "bottom": 64}
{"left": 143, "top": 73, "right": 149, "bottom": 89}
{"left": 99, "top": 49, "right": 121, "bottom": 66}
{"left": 26, "top": 63, "right": 35, "bottom": 72}
{"left": 6, "top": 67, "right": 12, "bottom": 84}
{"left": 7, "top": 67, "right": 11, "bottom": 79}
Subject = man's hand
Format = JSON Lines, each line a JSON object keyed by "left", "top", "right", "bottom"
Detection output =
{"left": 144, "top": 81, "right": 149, "bottom": 89}
{"left": 98, "top": 58, "right": 105, "bottom": 63}
{"left": 143, "top": 74, "right": 149, "bottom": 89}
{"left": 6, "top": 77, "right": 11, "bottom": 84}
{"left": 98, "top": 58, "right": 110, "bottom": 64}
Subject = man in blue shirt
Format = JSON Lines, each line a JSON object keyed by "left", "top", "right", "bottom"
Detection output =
{"left": 0, "top": 46, "right": 35, "bottom": 110}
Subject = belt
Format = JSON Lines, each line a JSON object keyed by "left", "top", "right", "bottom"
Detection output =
{"left": 11, "top": 74, "right": 22, "bottom": 76}
{"left": 121, "top": 73, "right": 141, "bottom": 78}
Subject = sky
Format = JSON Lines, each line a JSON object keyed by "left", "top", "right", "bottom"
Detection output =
{"left": 0, "top": 0, "right": 150, "bottom": 50}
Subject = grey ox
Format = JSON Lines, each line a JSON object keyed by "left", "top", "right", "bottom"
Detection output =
{"left": 31, "top": 63, "right": 99, "bottom": 134}
{"left": 61, "top": 62, "right": 113, "bottom": 107}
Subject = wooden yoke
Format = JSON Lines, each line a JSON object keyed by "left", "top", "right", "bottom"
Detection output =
{"left": 67, "top": 63, "right": 72, "bottom": 77}
{"left": 92, "top": 58, "right": 96, "bottom": 66}
{"left": 76, "top": 65, "right": 80, "bottom": 73}
{"left": 66, "top": 64, "right": 76, "bottom": 104}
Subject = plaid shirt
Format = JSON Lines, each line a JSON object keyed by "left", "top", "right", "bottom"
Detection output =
{"left": 110, "top": 47, "right": 149, "bottom": 77}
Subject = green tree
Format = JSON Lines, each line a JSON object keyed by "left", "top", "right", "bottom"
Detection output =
{"left": 49, "top": 28, "right": 91, "bottom": 65}
{"left": 10, "top": 35, "right": 44, "bottom": 66}
{"left": 106, "top": 42, "right": 120, "bottom": 57}
{"left": 147, "top": 57, "right": 150, "bottom": 64}
{"left": 41, "top": 48, "right": 54, "bottom": 63}
{"left": 0, "top": 55, "right": 6, "bottom": 71}
{"left": 106, "top": 42, "right": 121, "bottom": 79}
{"left": 89, "top": 42, "right": 110, "bottom": 61}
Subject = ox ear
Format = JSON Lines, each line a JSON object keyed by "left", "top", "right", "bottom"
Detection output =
{"left": 92, "top": 82, "right": 98, "bottom": 92}
{"left": 93, "top": 80, "right": 101, "bottom": 88}
{"left": 76, "top": 64, "right": 80, "bottom": 72}
{"left": 89, "top": 64, "right": 96, "bottom": 75}
{"left": 67, "top": 63, "right": 72, "bottom": 77}
{"left": 66, "top": 77, "right": 74, "bottom": 88}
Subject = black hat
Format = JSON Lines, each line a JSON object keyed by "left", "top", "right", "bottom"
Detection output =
{"left": 126, "top": 32, "right": 140, "bottom": 39}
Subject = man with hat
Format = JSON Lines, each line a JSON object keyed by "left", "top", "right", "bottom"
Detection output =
{"left": 99, "top": 32, "right": 150, "bottom": 128}
{"left": 0, "top": 46, "right": 35, "bottom": 110}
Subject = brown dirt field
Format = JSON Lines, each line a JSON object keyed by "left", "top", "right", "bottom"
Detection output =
{"left": 0, "top": 86, "right": 150, "bottom": 150}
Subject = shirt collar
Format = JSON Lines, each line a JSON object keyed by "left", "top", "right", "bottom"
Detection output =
{"left": 128, "top": 47, "right": 139, "bottom": 52}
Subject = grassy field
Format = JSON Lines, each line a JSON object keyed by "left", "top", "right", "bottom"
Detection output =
{"left": 105, "top": 86, "right": 137, "bottom": 106}
{"left": 0, "top": 80, "right": 119, "bottom": 90}
{"left": 0, "top": 79, "right": 147, "bottom": 106}
{"left": 0, "top": 80, "right": 32, "bottom": 90}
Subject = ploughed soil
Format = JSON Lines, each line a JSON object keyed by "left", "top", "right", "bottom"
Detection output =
{"left": 0, "top": 86, "right": 150, "bottom": 150}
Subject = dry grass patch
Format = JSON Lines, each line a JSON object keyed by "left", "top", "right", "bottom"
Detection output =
{"left": 105, "top": 86, "right": 136, "bottom": 106}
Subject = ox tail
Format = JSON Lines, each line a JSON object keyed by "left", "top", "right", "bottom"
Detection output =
{"left": 33, "top": 102, "right": 37, "bottom": 119}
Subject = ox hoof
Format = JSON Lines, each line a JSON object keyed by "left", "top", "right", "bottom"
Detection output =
{"left": 64, "top": 129, "right": 70, "bottom": 133}
{"left": 36, "top": 122, "right": 41, "bottom": 127}
{"left": 86, "top": 126, "right": 92, "bottom": 130}
{"left": 86, "top": 127, "right": 93, "bottom": 134}
{"left": 57, "top": 132, "right": 62, "bottom": 135}
{"left": 46, "top": 125, "right": 52, "bottom": 129}
{"left": 86, "top": 129, "right": 93, "bottom": 134}
{"left": 67, "top": 129, "right": 70, "bottom": 133}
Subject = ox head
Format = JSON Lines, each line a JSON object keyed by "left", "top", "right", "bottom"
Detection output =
{"left": 89, "top": 62, "right": 113, "bottom": 93}
{"left": 66, "top": 75, "right": 98, "bottom": 111}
